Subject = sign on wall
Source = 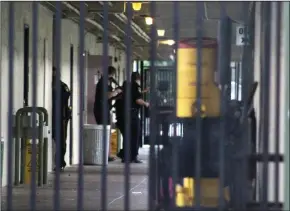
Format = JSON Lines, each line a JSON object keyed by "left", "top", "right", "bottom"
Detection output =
{"left": 236, "top": 25, "right": 250, "bottom": 46}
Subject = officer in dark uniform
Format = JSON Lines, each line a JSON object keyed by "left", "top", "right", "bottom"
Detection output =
{"left": 52, "top": 67, "right": 72, "bottom": 171}
{"left": 116, "top": 72, "right": 149, "bottom": 163}
{"left": 94, "top": 66, "right": 122, "bottom": 161}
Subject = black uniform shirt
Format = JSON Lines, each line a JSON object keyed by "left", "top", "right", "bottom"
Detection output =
{"left": 94, "top": 77, "right": 113, "bottom": 112}
{"left": 52, "top": 81, "right": 71, "bottom": 118}
{"left": 122, "top": 81, "right": 142, "bottom": 110}
{"left": 52, "top": 81, "right": 71, "bottom": 138}
{"left": 131, "top": 81, "right": 142, "bottom": 110}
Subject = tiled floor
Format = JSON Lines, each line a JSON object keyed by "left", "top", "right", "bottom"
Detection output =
{"left": 1, "top": 147, "right": 150, "bottom": 210}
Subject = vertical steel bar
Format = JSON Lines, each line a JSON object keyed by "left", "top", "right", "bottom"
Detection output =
{"left": 172, "top": 1, "right": 179, "bottom": 207}
{"left": 0, "top": 1, "right": 2, "bottom": 209}
{"left": 241, "top": 5, "right": 250, "bottom": 104}
{"left": 101, "top": 2, "right": 109, "bottom": 211}
{"left": 261, "top": 2, "right": 271, "bottom": 210}
{"left": 218, "top": 2, "right": 227, "bottom": 208}
{"left": 240, "top": 3, "right": 253, "bottom": 208}
{"left": 77, "top": 2, "right": 85, "bottom": 211}
{"left": 53, "top": 2, "right": 62, "bottom": 210}
{"left": 69, "top": 44, "right": 74, "bottom": 166}
{"left": 6, "top": 2, "right": 14, "bottom": 211}
{"left": 282, "top": 3, "right": 290, "bottom": 210}
{"left": 30, "top": 2, "right": 38, "bottom": 210}
{"left": 149, "top": 1, "right": 157, "bottom": 210}
{"left": 124, "top": 3, "right": 133, "bottom": 211}
{"left": 274, "top": 2, "right": 281, "bottom": 207}
{"left": 194, "top": 2, "right": 203, "bottom": 208}
{"left": 218, "top": 3, "right": 232, "bottom": 209}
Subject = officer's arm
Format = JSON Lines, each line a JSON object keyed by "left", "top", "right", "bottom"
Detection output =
{"left": 133, "top": 83, "right": 149, "bottom": 107}
{"left": 108, "top": 90, "right": 121, "bottom": 99}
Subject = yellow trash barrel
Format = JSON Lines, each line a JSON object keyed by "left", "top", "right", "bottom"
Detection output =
{"left": 176, "top": 38, "right": 221, "bottom": 118}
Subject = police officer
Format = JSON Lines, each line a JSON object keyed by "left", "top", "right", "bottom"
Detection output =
{"left": 52, "top": 67, "right": 72, "bottom": 171}
{"left": 117, "top": 72, "right": 149, "bottom": 163}
{"left": 94, "top": 66, "right": 122, "bottom": 162}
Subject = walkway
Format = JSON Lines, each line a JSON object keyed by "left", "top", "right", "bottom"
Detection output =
{"left": 1, "top": 149, "right": 149, "bottom": 210}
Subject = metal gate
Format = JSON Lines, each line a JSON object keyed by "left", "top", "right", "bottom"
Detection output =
{"left": 1, "top": 1, "right": 288, "bottom": 211}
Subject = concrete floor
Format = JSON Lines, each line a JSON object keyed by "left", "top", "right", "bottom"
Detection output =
{"left": 1, "top": 148, "right": 150, "bottom": 210}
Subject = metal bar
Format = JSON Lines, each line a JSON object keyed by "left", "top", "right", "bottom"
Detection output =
{"left": 194, "top": 2, "right": 203, "bottom": 208}
{"left": 101, "top": 2, "right": 109, "bottom": 211}
{"left": 0, "top": 1, "right": 2, "bottom": 208}
{"left": 260, "top": 2, "right": 271, "bottom": 210}
{"left": 172, "top": 1, "right": 179, "bottom": 208}
{"left": 274, "top": 3, "right": 282, "bottom": 206}
{"left": 148, "top": 1, "right": 157, "bottom": 210}
{"left": 77, "top": 2, "right": 85, "bottom": 210}
{"left": 6, "top": 2, "right": 14, "bottom": 210}
{"left": 218, "top": 3, "right": 231, "bottom": 209}
{"left": 124, "top": 2, "right": 133, "bottom": 211}
{"left": 282, "top": 2, "right": 290, "bottom": 210}
{"left": 38, "top": 114, "right": 44, "bottom": 187}
{"left": 69, "top": 44, "right": 74, "bottom": 166}
{"left": 30, "top": 3, "right": 39, "bottom": 208}
{"left": 43, "top": 137, "right": 48, "bottom": 184}
{"left": 53, "top": 2, "right": 62, "bottom": 210}
{"left": 61, "top": 2, "right": 126, "bottom": 45}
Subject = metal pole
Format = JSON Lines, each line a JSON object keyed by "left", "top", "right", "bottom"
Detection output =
{"left": 30, "top": 3, "right": 39, "bottom": 210}
{"left": 37, "top": 114, "right": 44, "bottom": 187}
{"left": 7, "top": 2, "right": 15, "bottom": 210}
{"left": 77, "top": 2, "right": 85, "bottom": 211}
{"left": 0, "top": 4, "right": 2, "bottom": 210}
{"left": 282, "top": 2, "right": 290, "bottom": 210}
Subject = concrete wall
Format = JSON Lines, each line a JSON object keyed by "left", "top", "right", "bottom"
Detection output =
{"left": 253, "top": 2, "right": 286, "bottom": 203}
{"left": 0, "top": 2, "right": 126, "bottom": 187}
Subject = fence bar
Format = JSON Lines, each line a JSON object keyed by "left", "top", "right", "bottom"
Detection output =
{"left": 282, "top": 2, "right": 290, "bottom": 210}
{"left": 0, "top": 1, "right": 2, "bottom": 208}
{"left": 260, "top": 2, "right": 271, "bottom": 210}
{"left": 77, "top": 2, "right": 85, "bottom": 211}
{"left": 30, "top": 2, "right": 39, "bottom": 211}
{"left": 218, "top": 2, "right": 231, "bottom": 209}
{"left": 101, "top": 2, "right": 109, "bottom": 211}
{"left": 172, "top": 1, "right": 179, "bottom": 207}
{"left": 149, "top": 1, "right": 157, "bottom": 210}
{"left": 6, "top": 2, "right": 15, "bottom": 211}
{"left": 194, "top": 2, "right": 204, "bottom": 209}
{"left": 274, "top": 2, "right": 282, "bottom": 207}
{"left": 53, "top": 2, "right": 62, "bottom": 210}
{"left": 124, "top": 3, "right": 133, "bottom": 211}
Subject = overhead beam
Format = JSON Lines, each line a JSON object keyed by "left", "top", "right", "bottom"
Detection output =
{"left": 98, "top": 1, "right": 151, "bottom": 43}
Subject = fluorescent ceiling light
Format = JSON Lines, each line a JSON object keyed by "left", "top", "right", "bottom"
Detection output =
{"left": 132, "top": 2, "right": 142, "bottom": 11}
{"left": 157, "top": 29, "right": 165, "bottom": 37}
{"left": 145, "top": 17, "right": 153, "bottom": 25}
{"left": 167, "top": 40, "right": 175, "bottom": 46}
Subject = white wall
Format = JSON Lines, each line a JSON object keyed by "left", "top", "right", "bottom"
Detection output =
{"left": 253, "top": 2, "right": 286, "bottom": 203}
{"left": 0, "top": 2, "right": 54, "bottom": 187}
{"left": 0, "top": 2, "right": 126, "bottom": 187}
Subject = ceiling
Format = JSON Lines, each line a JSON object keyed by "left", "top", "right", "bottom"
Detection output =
{"left": 42, "top": 1, "right": 250, "bottom": 61}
